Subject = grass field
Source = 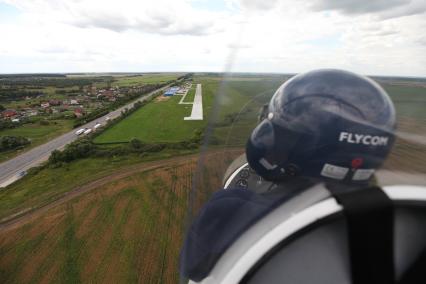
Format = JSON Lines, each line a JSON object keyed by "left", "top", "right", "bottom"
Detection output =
{"left": 0, "top": 120, "right": 74, "bottom": 162}
{"left": 94, "top": 76, "right": 283, "bottom": 145}
{"left": 93, "top": 78, "right": 218, "bottom": 144}
{"left": 113, "top": 74, "right": 182, "bottom": 87}
{"left": 383, "top": 84, "right": 426, "bottom": 127}
{"left": 181, "top": 84, "right": 196, "bottom": 103}
{"left": 209, "top": 77, "right": 283, "bottom": 146}
{"left": 94, "top": 95, "right": 205, "bottom": 143}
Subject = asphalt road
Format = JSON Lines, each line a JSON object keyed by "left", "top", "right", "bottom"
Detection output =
{"left": 0, "top": 85, "right": 171, "bottom": 188}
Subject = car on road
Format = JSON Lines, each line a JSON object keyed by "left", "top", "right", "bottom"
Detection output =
{"left": 83, "top": 129, "right": 92, "bottom": 135}
{"left": 17, "top": 171, "right": 27, "bottom": 178}
{"left": 75, "top": 128, "right": 86, "bottom": 135}
{"left": 94, "top": 123, "right": 102, "bottom": 129}
{"left": 105, "top": 116, "right": 111, "bottom": 121}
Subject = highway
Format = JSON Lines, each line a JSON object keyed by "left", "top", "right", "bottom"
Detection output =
{"left": 0, "top": 84, "right": 171, "bottom": 188}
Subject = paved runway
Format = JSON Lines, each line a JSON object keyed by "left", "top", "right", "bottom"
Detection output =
{"left": 184, "top": 84, "right": 203, "bottom": 120}
{"left": 0, "top": 85, "right": 170, "bottom": 188}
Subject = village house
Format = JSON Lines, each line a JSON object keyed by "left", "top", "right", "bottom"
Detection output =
{"left": 22, "top": 108, "right": 38, "bottom": 117}
{"left": 74, "top": 108, "right": 84, "bottom": 118}
{"left": 49, "top": 99, "right": 61, "bottom": 106}
{"left": 1, "top": 109, "right": 18, "bottom": 119}
{"left": 60, "top": 104, "right": 70, "bottom": 112}
{"left": 90, "top": 85, "right": 97, "bottom": 95}
{"left": 26, "top": 109, "right": 38, "bottom": 116}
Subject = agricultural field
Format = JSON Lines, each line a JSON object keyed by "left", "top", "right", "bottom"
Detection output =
{"left": 113, "top": 74, "right": 183, "bottom": 87}
{"left": 0, "top": 150, "right": 239, "bottom": 283}
{"left": 0, "top": 149, "right": 201, "bottom": 221}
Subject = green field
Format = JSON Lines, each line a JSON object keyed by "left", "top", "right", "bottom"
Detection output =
{"left": 208, "top": 77, "right": 283, "bottom": 146}
{"left": 94, "top": 95, "right": 205, "bottom": 143}
{"left": 113, "top": 74, "right": 182, "bottom": 87}
{"left": 0, "top": 120, "right": 74, "bottom": 162}
{"left": 383, "top": 84, "right": 426, "bottom": 120}
{"left": 182, "top": 84, "right": 196, "bottom": 103}
{"left": 94, "top": 76, "right": 283, "bottom": 145}
{"left": 94, "top": 78, "right": 216, "bottom": 144}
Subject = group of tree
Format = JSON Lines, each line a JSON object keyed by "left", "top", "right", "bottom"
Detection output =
{"left": 49, "top": 139, "right": 95, "bottom": 164}
{"left": 0, "top": 119, "right": 25, "bottom": 131}
{"left": 47, "top": 124, "right": 203, "bottom": 167}
{"left": 0, "top": 74, "right": 66, "bottom": 79}
{"left": 48, "top": 133, "right": 201, "bottom": 167}
{"left": 0, "top": 136, "right": 30, "bottom": 152}
{"left": 178, "top": 73, "right": 194, "bottom": 80}
{"left": 0, "top": 89, "right": 43, "bottom": 101}
{"left": 0, "top": 76, "right": 108, "bottom": 88}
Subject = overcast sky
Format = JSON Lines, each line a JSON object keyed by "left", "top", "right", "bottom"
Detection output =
{"left": 0, "top": 0, "right": 425, "bottom": 76}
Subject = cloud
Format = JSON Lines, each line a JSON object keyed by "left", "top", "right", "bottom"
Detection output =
{"left": 311, "top": 0, "right": 426, "bottom": 19}
{"left": 311, "top": 0, "right": 407, "bottom": 14}
{"left": 417, "top": 36, "right": 426, "bottom": 46}
{"left": 227, "top": 43, "right": 252, "bottom": 49}
{"left": 71, "top": 13, "right": 215, "bottom": 36}
{"left": 0, "top": 0, "right": 425, "bottom": 76}
{"left": 238, "top": 0, "right": 278, "bottom": 11}
{"left": 379, "top": 1, "right": 426, "bottom": 19}
{"left": 3, "top": 0, "right": 222, "bottom": 35}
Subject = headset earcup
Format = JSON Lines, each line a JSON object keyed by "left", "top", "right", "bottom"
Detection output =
{"left": 246, "top": 120, "right": 281, "bottom": 181}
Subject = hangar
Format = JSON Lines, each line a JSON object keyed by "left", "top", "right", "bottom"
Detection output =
{"left": 163, "top": 87, "right": 180, "bottom": 96}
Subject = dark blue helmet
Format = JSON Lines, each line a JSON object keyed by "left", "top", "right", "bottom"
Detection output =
{"left": 246, "top": 69, "right": 396, "bottom": 184}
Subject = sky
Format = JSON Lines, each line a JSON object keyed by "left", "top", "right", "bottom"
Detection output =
{"left": 0, "top": 0, "right": 425, "bottom": 76}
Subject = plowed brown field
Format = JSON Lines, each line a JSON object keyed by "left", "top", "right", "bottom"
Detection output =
{"left": 0, "top": 150, "right": 242, "bottom": 283}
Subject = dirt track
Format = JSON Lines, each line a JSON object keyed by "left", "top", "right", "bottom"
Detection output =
{"left": 0, "top": 149, "right": 241, "bottom": 233}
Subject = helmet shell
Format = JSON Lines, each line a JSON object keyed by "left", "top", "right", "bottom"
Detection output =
{"left": 246, "top": 69, "right": 396, "bottom": 183}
